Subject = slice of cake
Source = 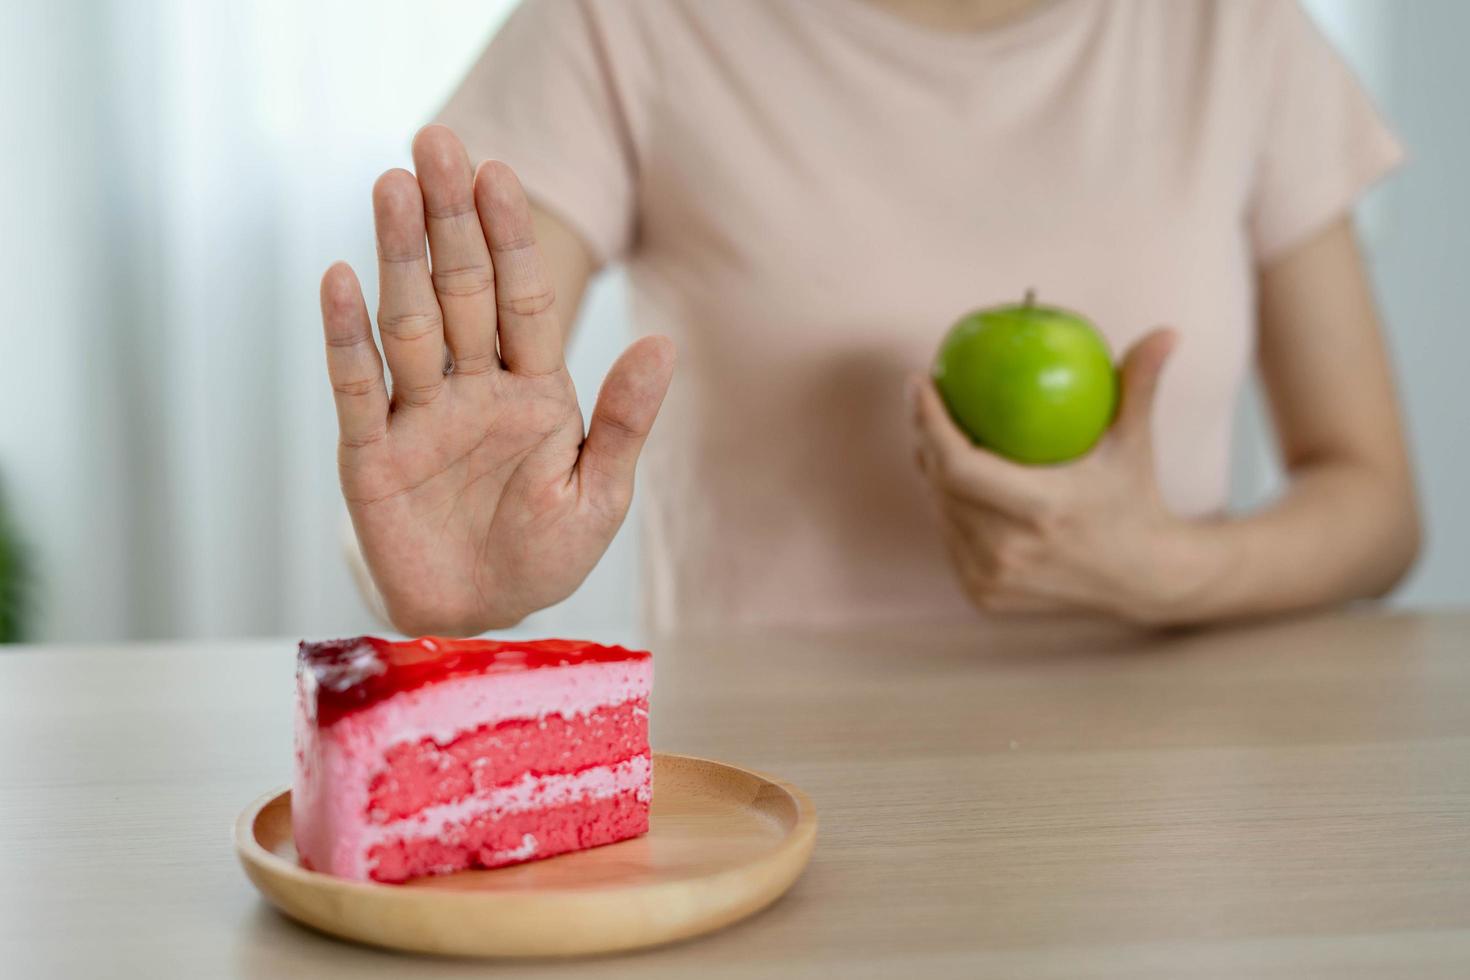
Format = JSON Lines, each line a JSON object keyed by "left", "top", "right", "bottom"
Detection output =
{"left": 292, "top": 636, "right": 652, "bottom": 883}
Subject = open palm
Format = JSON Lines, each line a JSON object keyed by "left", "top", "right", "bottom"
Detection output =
{"left": 319, "top": 126, "right": 673, "bottom": 635}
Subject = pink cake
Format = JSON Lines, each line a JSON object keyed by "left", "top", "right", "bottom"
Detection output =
{"left": 292, "top": 636, "right": 652, "bottom": 883}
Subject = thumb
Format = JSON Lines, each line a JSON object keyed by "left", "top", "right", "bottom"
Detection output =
{"left": 577, "top": 335, "right": 676, "bottom": 511}
{"left": 1113, "top": 327, "right": 1178, "bottom": 448}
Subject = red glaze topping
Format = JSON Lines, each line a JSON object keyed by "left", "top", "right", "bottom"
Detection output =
{"left": 299, "top": 636, "right": 650, "bottom": 727}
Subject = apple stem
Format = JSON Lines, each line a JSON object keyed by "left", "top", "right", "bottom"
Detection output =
{"left": 1024, "top": 288, "right": 1036, "bottom": 308}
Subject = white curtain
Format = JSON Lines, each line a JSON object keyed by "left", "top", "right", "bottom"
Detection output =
{"left": 2, "top": 0, "right": 639, "bottom": 641}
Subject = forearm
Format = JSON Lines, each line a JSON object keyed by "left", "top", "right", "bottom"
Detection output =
{"left": 1160, "top": 459, "right": 1420, "bottom": 624}
{"left": 530, "top": 203, "right": 593, "bottom": 343}
{"left": 1152, "top": 218, "right": 1423, "bottom": 626}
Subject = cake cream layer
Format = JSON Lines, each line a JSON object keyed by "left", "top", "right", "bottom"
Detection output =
{"left": 293, "top": 656, "right": 653, "bottom": 881}
{"left": 300, "top": 636, "right": 651, "bottom": 727}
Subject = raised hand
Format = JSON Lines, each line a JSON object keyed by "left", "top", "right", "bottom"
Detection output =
{"left": 320, "top": 126, "right": 674, "bottom": 635}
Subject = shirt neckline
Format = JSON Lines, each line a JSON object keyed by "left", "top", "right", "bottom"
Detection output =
{"left": 807, "top": 0, "right": 1087, "bottom": 56}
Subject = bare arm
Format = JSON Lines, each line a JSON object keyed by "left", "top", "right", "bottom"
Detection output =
{"left": 1175, "top": 218, "right": 1420, "bottom": 619}
{"left": 911, "top": 216, "right": 1420, "bottom": 626}
{"left": 530, "top": 203, "right": 594, "bottom": 344}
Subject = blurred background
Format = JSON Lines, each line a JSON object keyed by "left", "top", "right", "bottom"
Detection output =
{"left": 0, "top": 0, "right": 1466, "bottom": 644}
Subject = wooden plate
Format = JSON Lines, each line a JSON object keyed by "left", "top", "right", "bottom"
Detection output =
{"left": 235, "top": 753, "right": 817, "bottom": 958}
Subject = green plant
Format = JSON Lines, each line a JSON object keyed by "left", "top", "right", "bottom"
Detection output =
{"left": 0, "top": 478, "right": 29, "bottom": 643}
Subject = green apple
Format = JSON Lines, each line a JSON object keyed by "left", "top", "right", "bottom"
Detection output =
{"left": 932, "top": 292, "right": 1117, "bottom": 465}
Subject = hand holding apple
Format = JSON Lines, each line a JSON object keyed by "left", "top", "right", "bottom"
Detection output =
{"left": 911, "top": 327, "right": 1206, "bottom": 623}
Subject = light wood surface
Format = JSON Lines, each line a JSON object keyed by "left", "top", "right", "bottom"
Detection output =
{"left": 237, "top": 754, "right": 816, "bottom": 956}
{"left": 3, "top": 610, "right": 1470, "bottom": 977}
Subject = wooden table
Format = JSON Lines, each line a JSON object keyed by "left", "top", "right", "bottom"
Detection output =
{"left": 3, "top": 611, "right": 1469, "bottom": 977}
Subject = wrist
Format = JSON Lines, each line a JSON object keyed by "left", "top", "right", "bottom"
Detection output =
{"left": 384, "top": 593, "right": 530, "bottom": 639}
{"left": 1128, "top": 517, "right": 1234, "bottom": 627}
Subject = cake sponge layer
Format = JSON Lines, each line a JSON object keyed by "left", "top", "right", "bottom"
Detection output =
{"left": 367, "top": 697, "right": 650, "bottom": 822}
{"left": 368, "top": 788, "right": 649, "bottom": 883}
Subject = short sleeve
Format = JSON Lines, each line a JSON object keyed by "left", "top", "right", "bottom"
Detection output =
{"left": 1246, "top": 0, "right": 1404, "bottom": 264}
{"left": 434, "top": 0, "right": 642, "bottom": 266}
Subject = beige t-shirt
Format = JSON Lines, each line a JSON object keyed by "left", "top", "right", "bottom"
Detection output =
{"left": 438, "top": 0, "right": 1402, "bottom": 631}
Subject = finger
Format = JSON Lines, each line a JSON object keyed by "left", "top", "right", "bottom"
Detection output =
{"left": 578, "top": 336, "right": 677, "bottom": 512}
{"left": 1113, "top": 327, "right": 1178, "bottom": 447}
{"left": 939, "top": 524, "right": 1051, "bottom": 616}
{"left": 912, "top": 377, "right": 1055, "bottom": 519}
{"left": 940, "top": 500, "right": 1026, "bottom": 577}
{"left": 973, "top": 591, "right": 1056, "bottom": 616}
{"left": 938, "top": 504, "right": 984, "bottom": 570}
{"left": 941, "top": 499, "right": 994, "bottom": 551}
{"left": 411, "top": 126, "right": 498, "bottom": 375}
{"left": 320, "top": 262, "right": 389, "bottom": 449}
{"left": 373, "top": 169, "right": 447, "bottom": 407}
{"left": 474, "top": 160, "right": 564, "bottom": 376}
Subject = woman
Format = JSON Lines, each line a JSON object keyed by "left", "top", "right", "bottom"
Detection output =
{"left": 320, "top": 0, "right": 1418, "bottom": 635}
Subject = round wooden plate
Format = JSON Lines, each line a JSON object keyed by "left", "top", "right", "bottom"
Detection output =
{"left": 236, "top": 753, "right": 817, "bottom": 958}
